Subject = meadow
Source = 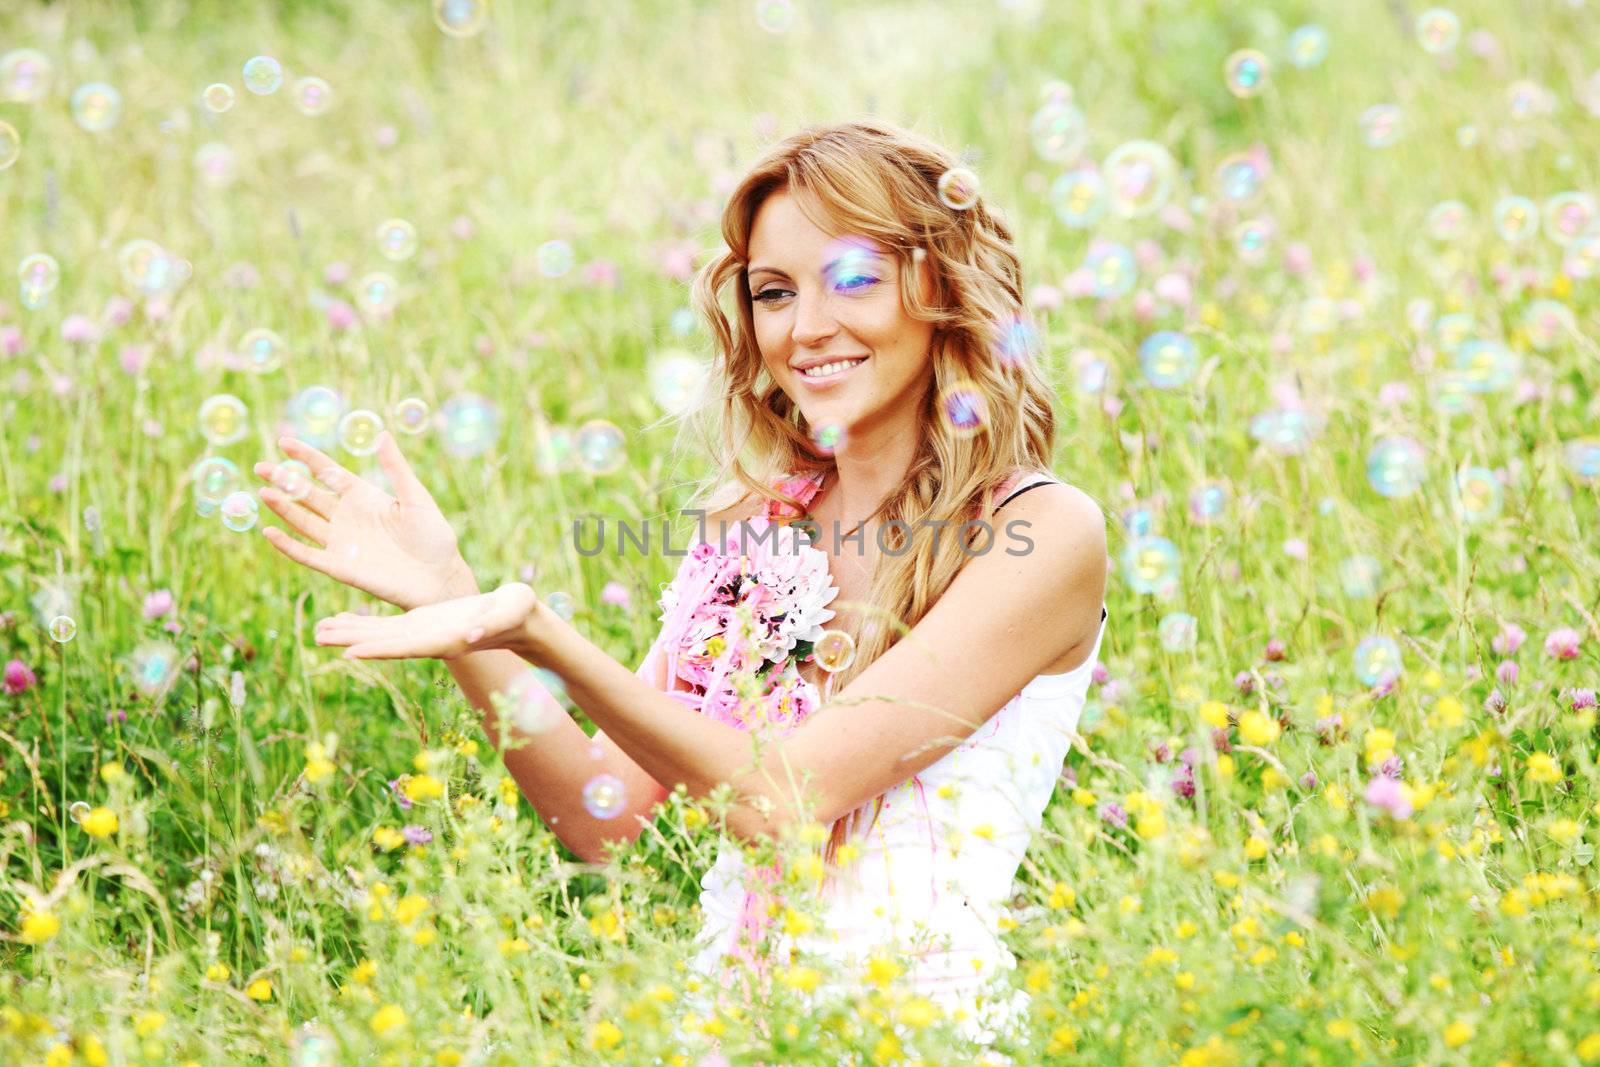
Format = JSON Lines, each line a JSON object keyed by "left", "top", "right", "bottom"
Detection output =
{"left": 3, "top": 0, "right": 1600, "bottom": 1063}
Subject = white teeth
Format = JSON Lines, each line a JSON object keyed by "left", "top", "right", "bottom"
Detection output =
{"left": 800, "top": 359, "right": 864, "bottom": 379}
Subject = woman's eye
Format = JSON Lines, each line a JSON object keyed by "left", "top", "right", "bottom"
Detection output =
{"left": 830, "top": 273, "right": 879, "bottom": 294}
{"left": 753, "top": 288, "right": 793, "bottom": 304}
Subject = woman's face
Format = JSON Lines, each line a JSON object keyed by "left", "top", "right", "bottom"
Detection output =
{"left": 745, "top": 189, "right": 936, "bottom": 442}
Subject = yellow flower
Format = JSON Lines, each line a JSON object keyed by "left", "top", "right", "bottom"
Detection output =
{"left": 1215, "top": 754, "right": 1234, "bottom": 779}
{"left": 303, "top": 742, "right": 336, "bottom": 784}
{"left": 897, "top": 996, "right": 939, "bottom": 1028}
{"left": 20, "top": 906, "right": 60, "bottom": 944}
{"left": 1526, "top": 752, "right": 1562, "bottom": 784}
{"left": 1244, "top": 836, "right": 1269, "bottom": 860}
{"left": 796, "top": 821, "right": 828, "bottom": 846}
{"left": 134, "top": 1011, "right": 166, "bottom": 1037}
{"left": 370, "top": 1004, "right": 406, "bottom": 1037}
{"left": 205, "top": 962, "right": 231, "bottom": 982}
{"left": 1071, "top": 787, "right": 1096, "bottom": 807}
{"left": 781, "top": 907, "right": 813, "bottom": 937}
{"left": 780, "top": 965, "right": 820, "bottom": 993}
{"left": 1175, "top": 971, "right": 1196, "bottom": 990}
{"left": 1577, "top": 1033, "right": 1600, "bottom": 1062}
{"left": 245, "top": 977, "right": 273, "bottom": 1001}
{"left": 1433, "top": 696, "right": 1464, "bottom": 727}
{"left": 1364, "top": 728, "right": 1396, "bottom": 768}
{"left": 1199, "top": 700, "right": 1230, "bottom": 728}
{"left": 82, "top": 1035, "right": 108, "bottom": 1067}
{"left": 1238, "top": 710, "right": 1280, "bottom": 746}
{"left": 99, "top": 761, "right": 127, "bottom": 784}
{"left": 499, "top": 937, "right": 530, "bottom": 957}
{"left": 372, "top": 826, "right": 405, "bottom": 851}
{"left": 1136, "top": 808, "right": 1167, "bottom": 840}
{"left": 1143, "top": 946, "right": 1179, "bottom": 967}
{"left": 1176, "top": 920, "right": 1198, "bottom": 939}
{"left": 404, "top": 774, "right": 444, "bottom": 802}
{"left": 352, "top": 959, "right": 377, "bottom": 985}
{"left": 1548, "top": 818, "right": 1582, "bottom": 844}
{"left": 81, "top": 807, "right": 118, "bottom": 839}
{"left": 393, "top": 894, "right": 429, "bottom": 925}
{"left": 1443, "top": 1020, "right": 1473, "bottom": 1048}
{"left": 681, "top": 805, "right": 707, "bottom": 831}
{"left": 864, "top": 955, "right": 902, "bottom": 988}
{"left": 835, "top": 842, "right": 861, "bottom": 866}
{"left": 1047, "top": 882, "right": 1076, "bottom": 909}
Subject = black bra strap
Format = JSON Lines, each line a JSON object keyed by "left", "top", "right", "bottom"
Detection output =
{"left": 995, "top": 479, "right": 1058, "bottom": 512}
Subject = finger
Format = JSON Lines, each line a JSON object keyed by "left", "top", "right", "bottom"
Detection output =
{"left": 258, "top": 487, "right": 331, "bottom": 545}
{"left": 375, "top": 431, "right": 432, "bottom": 507}
{"left": 278, "top": 436, "right": 360, "bottom": 496}
{"left": 261, "top": 525, "right": 336, "bottom": 577}
{"left": 253, "top": 460, "right": 339, "bottom": 520}
{"left": 343, "top": 638, "right": 448, "bottom": 660}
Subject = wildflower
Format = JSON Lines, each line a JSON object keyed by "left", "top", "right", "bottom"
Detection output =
{"left": 370, "top": 1004, "right": 406, "bottom": 1037}
{"left": 1263, "top": 637, "right": 1286, "bottom": 661}
{"left": 1568, "top": 687, "right": 1597, "bottom": 712}
{"left": 403, "top": 774, "right": 444, "bottom": 802}
{"left": 1546, "top": 627, "right": 1583, "bottom": 660}
{"left": 205, "top": 962, "right": 230, "bottom": 982}
{"left": 245, "top": 978, "right": 273, "bottom": 1001}
{"left": 143, "top": 589, "right": 175, "bottom": 620}
{"left": 1364, "top": 775, "right": 1412, "bottom": 819}
{"left": 20, "top": 902, "right": 60, "bottom": 944}
{"left": 81, "top": 807, "right": 118, "bottom": 838}
{"left": 372, "top": 826, "right": 405, "bottom": 851}
{"left": 3, "top": 659, "right": 36, "bottom": 695}
{"left": 1238, "top": 710, "right": 1280, "bottom": 746}
{"left": 303, "top": 743, "right": 335, "bottom": 784}
{"left": 401, "top": 825, "right": 433, "bottom": 846}
{"left": 600, "top": 581, "right": 632, "bottom": 608}
{"left": 1199, "top": 700, "right": 1230, "bottom": 729}
{"left": 1492, "top": 623, "right": 1525, "bottom": 655}
{"left": 898, "top": 997, "right": 939, "bottom": 1028}
{"left": 1526, "top": 751, "right": 1562, "bottom": 784}
{"left": 1299, "top": 770, "right": 1318, "bottom": 791}
{"left": 134, "top": 1012, "right": 165, "bottom": 1037}
{"left": 1443, "top": 1020, "right": 1473, "bottom": 1048}
{"left": 1314, "top": 713, "right": 1344, "bottom": 744}
{"left": 1171, "top": 764, "right": 1196, "bottom": 799}
{"left": 1097, "top": 802, "right": 1128, "bottom": 830}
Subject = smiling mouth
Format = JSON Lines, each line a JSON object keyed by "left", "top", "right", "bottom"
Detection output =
{"left": 798, "top": 357, "right": 867, "bottom": 381}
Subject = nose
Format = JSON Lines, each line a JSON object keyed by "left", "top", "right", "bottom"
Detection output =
{"left": 790, "top": 285, "right": 839, "bottom": 349}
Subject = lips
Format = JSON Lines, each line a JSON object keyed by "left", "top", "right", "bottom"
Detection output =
{"left": 795, "top": 356, "right": 867, "bottom": 383}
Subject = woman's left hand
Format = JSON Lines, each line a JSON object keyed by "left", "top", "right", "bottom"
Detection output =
{"left": 313, "top": 582, "right": 541, "bottom": 660}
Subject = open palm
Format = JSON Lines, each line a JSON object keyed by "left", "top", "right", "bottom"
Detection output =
{"left": 313, "top": 582, "right": 540, "bottom": 660}
{"left": 254, "top": 431, "right": 473, "bottom": 611}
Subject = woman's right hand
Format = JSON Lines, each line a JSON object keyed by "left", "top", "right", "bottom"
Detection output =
{"left": 253, "top": 431, "right": 478, "bottom": 611}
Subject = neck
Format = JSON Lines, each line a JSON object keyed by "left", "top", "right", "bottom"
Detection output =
{"left": 826, "top": 403, "right": 920, "bottom": 526}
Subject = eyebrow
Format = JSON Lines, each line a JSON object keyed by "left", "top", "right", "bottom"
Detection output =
{"left": 748, "top": 249, "right": 889, "bottom": 283}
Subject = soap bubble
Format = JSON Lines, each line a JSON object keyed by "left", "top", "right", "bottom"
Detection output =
{"left": 1232, "top": 218, "right": 1274, "bottom": 263}
{"left": 376, "top": 218, "right": 417, "bottom": 261}
{"left": 647, "top": 350, "right": 709, "bottom": 415}
{"left": 1188, "top": 481, "right": 1229, "bottom": 524}
{"left": 441, "top": 393, "right": 499, "bottom": 457}
{"left": 1286, "top": 24, "right": 1329, "bottom": 68}
{"left": 1215, "top": 152, "right": 1266, "bottom": 203}
{"left": 1428, "top": 370, "right": 1476, "bottom": 415}
{"left": 0, "top": 121, "right": 17, "bottom": 170}
{"left": 1120, "top": 506, "right": 1155, "bottom": 538}
{"left": 192, "top": 457, "right": 241, "bottom": 516}
{"left": 1084, "top": 242, "right": 1137, "bottom": 298}
{"left": 937, "top": 167, "right": 980, "bottom": 210}
{"left": 1248, "top": 409, "right": 1319, "bottom": 454}
{"left": 118, "top": 238, "right": 178, "bottom": 297}
{"left": 292, "top": 76, "right": 331, "bottom": 116}
{"left": 0, "top": 49, "right": 53, "bottom": 102}
{"left": 1542, "top": 192, "right": 1597, "bottom": 246}
{"left": 1122, "top": 536, "right": 1181, "bottom": 596}
{"left": 1359, "top": 104, "right": 1403, "bottom": 148}
{"left": 1365, "top": 436, "right": 1426, "bottom": 498}
{"left": 1353, "top": 635, "right": 1402, "bottom": 687}
{"left": 1415, "top": 8, "right": 1460, "bottom": 53}
{"left": 198, "top": 395, "right": 249, "bottom": 446}
{"left": 1103, "top": 140, "right": 1175, "bottom": 217}
{"left": 49, "top": 615, "right": 77, "bottom": 643}
{"left": 535, "top": 423, "right": 575, "bottom": 474}
{"left": 1224, "top": 49, "right": 1269, "bottom": 98}
{"left": 1563, "top": 234, "right": 1600, "bottom": 279}
{"left": 1157, "top": 612, "right": 1198, "bottom": 652}
{"left": 1029, "top": 98, "right": 1088, "bottom": 163}
{"left": 582, "top": 774, "right": 628, "bottom": 819}
{"left": 287, "top": 386, "right": 344, "bottom": 448}
{"left": 220, "top": 491, "right": 260, "bottom": 532}
{"left": 669, "top": 307, "right": 696, "bottom": 336}
{"left": 755, "top": 0, "right": 796, "bottom": 33}
{"left": 202, "top": 83, "right": 235, "bottom": 113}
{"left": 70, "top": 82, "right": 122, "bottom": 132}
{"left": 1492, "top": 195, "right": 1539, "bottom": 243}
{"left": 242, "top": 56, "right": 283, "bottom": 95}
{"left": 1050, "top": 165, "right": 1107, "bottom": 227}
{"left": 937, "top": 380, "right": 988, "bottom": 437}
{"left": 238, "top": 328, "right": 286, "bottom": 374}
{"left": 70, "top": 801, "right": 90, "bottom": 824}
{"left": 18, "top": 253, "right": 59, "bottom": 309}
{"left": 392, "top": 397, "right": 431, "bottom": 435}
{"left": 1138, "top": 331, "right": 1198, "bottom": 388}
{"left": 1521, "top": 299, "right": 1574, "bottom": 351}
{"left": 433, "top": 0, "right": 489, "bottom": 37}
{"left": 809, "top": 419, "right": 846, "bottom": 456}
{"left": 1433, "top": 312, "right": 1475, "bottom": 352}
{"left": 536, "top": 239, "right": 574, "bottom": 277}
{"left": 500, "top": 668, "right": 567, "bottom": 734}
{"left": 1424, "top": 200, "right": 1471, "bottom": 241}
{"left": 575, "top": 420, "right": 626, "bottom": 475}
{"left": 1339, "top": 554, "right": 1382, "bottom": 598}
{"left": 355, "top": 272, "right": 399, "bottom": 316}
{"left": 195, "top": 142, "right": 236, "bottom": 187}
{"left": 814, "top": 630, "right": 856, "bottom": 673}
{"left": 1453, "top": 466, "right": 1502, "bottom": 523}
{"left": 289, "top": 1024, "right": 337, "bottom": 1067}
{"left": 337, "top": 410, "right": 384, "bottom": 456}
{"left": 271, "top": 459, "right": 314, "bottom": 501}
{"left": 1452, "top": 340, "right": 1520, "bottom": 392}
{"left": 1564, "top": 438, "right": 1600, "bottom": 479}
{"left": 545, "top": 591, "right": 576, "bottom": 621}
{"left": 994, "top": 315, "right": 1039, "bottom": 367}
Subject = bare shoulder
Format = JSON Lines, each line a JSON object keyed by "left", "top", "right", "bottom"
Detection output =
{"left": 985, "top": 481, "right": 1108, "bottom": 595}
{"left": 697, "top": 481, "right": 767, "bottom": 530}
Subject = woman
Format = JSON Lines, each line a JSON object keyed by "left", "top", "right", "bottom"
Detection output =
{"left": 255, "top": 119, "right": 1108, "bottom": 1058}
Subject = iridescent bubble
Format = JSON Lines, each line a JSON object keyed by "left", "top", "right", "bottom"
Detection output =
{"left": 1121, "top": 536, "right": 1181, "bottom": 596}
{"left": 1365, "top": 436, "right": 1426, "bottom": 498}
{"left": 238, "top": 328, "right": 286, "bottom": 374}
{"left": 354, "top": 272, "right": 399, "bottom": 316}
{"left": 1103, "top": 140, "right": 1175, "bottom": 218}
{"left": 0, "top": 121, "right": 18, "bottom": 170}
{"left": 1029, "top": 99, "right": 1088, "bottom": 164}
{"left": 535, "top": 423, "right": 574, "bottom": 474}
{"left": 1073, "top": 351, "right": 1108, "bottom": 393}
{"left": 292, "top": 76, "right": 331, "bottom": 116}
{"left": 1359, "top": 104, "right": 1403, "bottom": 148}
{"left": 0, "top": 49, "right": 53, "bottom": 103}
{"left": 1049, "top": 164, "right": 1107, "bottom": 227}
{"left": 1138, "top": 331, "right": 1198, "bottom": 388}
{"left": 937, "top": 167, "right": 980, "bottom": 211}
{"left": 392, "top": 397, "right": 431, "bottom": 435}
{"left": 1563, "top": 234, "right": 1600, "bottom": 279}
{"left": 118, "top": 238, "right": 178, "bottom": 297}
{"left": 1157, "top": 612, "right": 1198, "bottom": 652}
{"left": 809, "top": 419, "right": 846, "bottom": 456}
{"left": 1506, "top": 80, "right": 1552, "bottom": 121}
{"left": 582, "top": 774, "right": 628, "bottom": 819}
{"left": 668, "top": 307, "right": 696, "bottom": 336}
{"left": 195, "top": 141, "right": 236, "bottom": 187}
{"left": 69, "top": 801, "right": 90, "bottom": 824}
{"left": 1286, "top": 24, "right": 1329, "bottom": 68}
{"left": 1232, "top": 218, "right": 1274, "bottom": 263}
{"left": 575, "top": 419, "right": 626, "bottom": 475}
{"left": 1452, "top": 339, "right": 1520, "bottom": 392}
{"left": 1248, "top": 409, "right": 1318, "bottom": 454}
{"left": 1084, "top": 242, "right": 1137, "bottom": 298}
{"left": 70, "top": 82, "right": 122, "bottom": 133}
{"left": 1492, "top": 195, "right": 1539, "bottom": 243}
{"left": 1405, "top": 298, "right": 1436, "bottom": 335}
{"left": 1433, "top": 312, "right": 1474, "bottom": 353}
{"left": 647, "top": 350, "right": 709, "bottom": 415}
{"left": 821, "top": 235, "right": 881, "bottom": 294}
{"left": 337, "top": 410, "right": 384, "bottom": 456}
{"left": 198, "top": 395, "right": 249, "bottom": 446}
{"left": 1353, "top": 635, "right": 1402, "bottom": 687}
{"left": 814, "top": 630, "right": 856, "bottom": 672}
{"left": 130, "top": 641, "right": 180, "bottom": 696}
{"left": 1565, "top": 438, "right": 1600, "bottom": 479}
{"left": 1297, "top": 297, "right": 1338, "bottom": 335}
{"left": 271, "top": 459, "right": 314, "bottom": 501}
{"left": 441, "top": 393, "right": 500, "bottom": 458}
{"left": 433, "top": 0, "right": 489, "bottom": 37}
{"left": 290, "top": 1024, "right": 337, "bottom": 1067}
{"left": 192, "top": 457, "right": 241, "bottom": 516}
{"left": 545, "top": 591, "right": 576, "bottom": 621}
{"left": 754, "top": 0, "right": 796, "bottom": 33}
{"left": 49, "top": 615, "right": 77, "bottom": 643}
{"left": 1521, "top": 299, "right": 1574, "bottom": 351}
{"left": 1224, "top": 49, "right": 1270, "bottom": 98}
{"left": 994, "top": 315, "right": 1039, "bottom": 367}
{"left": 536, "top": 239, "right": 574, "bottom": 277}
{"left": 220, "top": 490, "right": 260, "bottom": 532}
{"left": 1427, "top": 369, "right": 1476, "bottom": 415}
{"left": 376, "top": 218, "right": 417, "bottom": 262}
{"left": 1453, "top": 465, "right": 1502, "bottom": 523}
{"left": 1415, "top": 8, "right": 1461, "bottom": 53}
{"left": 1339, "top": 554, "right": 1382, "bottom": 598}
{"left": 1542, "top": 192, "right": 1598, "bottom": 246}
{"left": 202, "top": 83, "right": 235, "bottom": 113}
{"left": 242, "top": 56, "right": 283, "bottom": 95}
{"left": 1188, "top": 481, "right": 1229, "bottom": 524}
{"left": 1424, "top": 200, "right": 1471, "bottom": 241}
{"left": 18, "top": 253, "right": 59, "bottom": 309}
{"left": 1214, "top": 152, "right": 1265, "bottom": 203}
{"left": 937, "top": 380, "right": 988, "bottom": 437}
{"left": 288, "top": 386, "right": 344, "bottom": 448}
{"left": 1120, "top": 506, "right": 1155, "bottom": 538}
{"left": 501, "top": 668, "right": 567, "bottom": 734}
